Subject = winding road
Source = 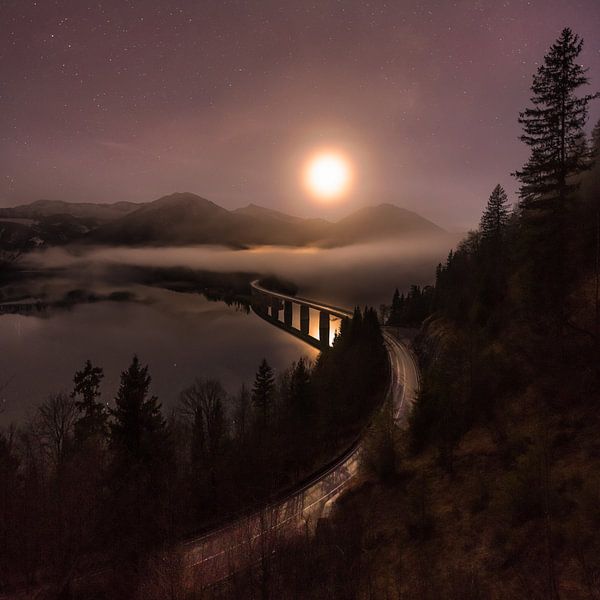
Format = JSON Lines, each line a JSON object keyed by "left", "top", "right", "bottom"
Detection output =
{"left": 180, "top": 285, "right": 420, "bottom": 587}
{"left": 0, "top": 286, "right": 420, "bottom": 596}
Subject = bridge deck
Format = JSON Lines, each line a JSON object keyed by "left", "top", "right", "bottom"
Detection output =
{"left": 250, "top": 280, "right": 352, "bottom": 319}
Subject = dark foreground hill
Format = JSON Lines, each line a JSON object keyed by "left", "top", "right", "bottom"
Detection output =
{"left": 0, "top": 192, "right": 445, "bottom": 252}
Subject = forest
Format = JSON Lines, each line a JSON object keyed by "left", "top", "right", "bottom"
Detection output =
{"left": 0, "top": 306, "right": 388, "bottom": 597}
{"left": 247, "top": 27, "right": 600, "bottom": 599}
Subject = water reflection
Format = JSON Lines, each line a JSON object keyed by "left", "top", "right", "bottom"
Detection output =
{"left": 262, "top": 299, "right": 342, "bottom": 347}
{"left": 330, "top": 315, "right": 342, "bottom": 346}
{"left": 0, "top": 287, "right": 317, "bottom": 425}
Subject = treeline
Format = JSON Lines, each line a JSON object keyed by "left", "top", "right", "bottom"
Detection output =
{"left": 222, "top": 27, "right": 600, "bottom": 600}
{"left": 381, "top": 28, "right": 600, "bottom": 466}
{"left": 387, "top": 284, "right": 434, "bottom": 327}
{"left": 336, "top": 27, "right": 600, "bottom": 598}
{"left": 0, "top": 306, "right": 387, "bottom": 597}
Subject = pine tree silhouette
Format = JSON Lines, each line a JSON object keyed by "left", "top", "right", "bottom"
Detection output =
{"left": 514, "top": 28, "right": 598, "bottom": 323}
{"left": 388, "top": 288, "right": 403, "bottom": 325}
{"left": 252, "top": 358, "right": 275, "bottom": 427}
{"left": 515, "top": 28, "right": 597, "bottom": 209}
{"left": 289, "top": 358, "right": 312, "bottom": 422}
{"left": 110, "top": 355, "right": 166, "bottom": 463}
{"left": 480, "top": 185, "right": 510, "bottom": 243}
{"left": 71, "top": 359, "right": 107, "bottom": 443}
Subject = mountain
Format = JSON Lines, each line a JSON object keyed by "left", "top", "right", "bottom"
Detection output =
{"left": 0, "top": 199, "right": 140, "bottom": 222}
{"left": 92, "top": 193, "right": 234, "bottom": 245}
{"left": 232, "top": 203, "right": 332, "bottom": 243}
{"left": 0, "top": 193, "right": 446, "bottom": 251}
{"left": 91, "top": 193, "right": 335, "bottom": 246}
{"left": 326, "top": 203, "right": 444, "bottom": 246}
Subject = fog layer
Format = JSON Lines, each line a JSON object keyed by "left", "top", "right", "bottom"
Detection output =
{"left": 24, "top": 235, "right": 459, "bottom": 306}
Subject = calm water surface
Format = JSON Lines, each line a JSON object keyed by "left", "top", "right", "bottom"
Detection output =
{"left": 2, "top": 238, "right": 458, "bottom": 424}
{"left": 0, "top": 287, "right": 317, "bottom": 424}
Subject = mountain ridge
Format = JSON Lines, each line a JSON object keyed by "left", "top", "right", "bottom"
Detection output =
{"left": 0, "top": 192, "right": 446, "bottom": 252}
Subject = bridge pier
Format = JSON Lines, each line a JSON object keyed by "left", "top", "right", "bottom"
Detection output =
{"left": 271, "top": 298, "right": 281, "bottom": 320}
{"left": 254, "top": 292, "right": 268, "bottom": 316}
{"left": 284, "top": 300, "right": 293, "bottom": 327}
{"left": 319, "top": 312, "right": 330, "bottom": 348}
{"left": 300, "top": 305, "right": 310, "bottom": 335}
{"left": 250, "top": 280, "right": 350, "bottom": 351}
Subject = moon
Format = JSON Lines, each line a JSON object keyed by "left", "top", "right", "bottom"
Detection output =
{"left": 304, "top": 152, "right": 351, "bottom": 200}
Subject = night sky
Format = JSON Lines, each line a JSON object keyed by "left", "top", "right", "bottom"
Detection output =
{"left": 1, "top": 1, "right": 599, "bottom": 229}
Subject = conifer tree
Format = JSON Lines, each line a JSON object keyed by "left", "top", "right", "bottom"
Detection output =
{"left": 480, "top": 184, "right": 510, "bottom": 243}
{"left": 107, "top": 356, "right": 170, "bottom": 570}
{"left": 515, "top": 28, "right": 597, "bottom": 209}
{"left": 514, "top": 28, "right": 597, "bottom": 326}
{"left": 252, "top": 359, "right": 275, "bottom": 427}
{"left": 289, "top": 358, "right": 312, "bottom": 423}
{"left": 110, "top": 355, "right": 166, "bottom": 463}
{"left": 71, "top": 360, "right": 107, "bottom": 443}
{"left": 388, "top": 288, "right": 403, "bottom": 325}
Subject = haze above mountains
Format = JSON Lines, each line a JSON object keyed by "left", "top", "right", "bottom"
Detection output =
{"left": 0, "top": 192, "right": 445, "bottom": 252}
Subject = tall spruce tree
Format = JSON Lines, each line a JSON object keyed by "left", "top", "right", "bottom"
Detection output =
{"left": 71, "top": 360, "right": 107, "bottom": 443}
{"left": 107, "top": 357, "right": 171, "bottom": 571}
{"left": 110, "top": 355, "right": 167, "bottom": 463}
{"left": 387, "top": 288, "right": 403, "bottom": 325}
{"left": 514, "top": 28, "right": 597, "bottom": 326}
{"left": 288, "top": 358, "right": 312, "bottom": 425}
{"left": 480, "top": 185, "right": 510, "bottom": 242}
{"left": 515, "top": 28, "right": 597, "bottom": 209}
{"left": 252, "top": 358, "right": 275, "bottom": 427}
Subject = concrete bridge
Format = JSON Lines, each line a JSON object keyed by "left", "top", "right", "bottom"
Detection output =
{"left": 250, "top": 279, "right": 351, "bottom": 350}
{"left": 181, "top": 282, "right": 421, "bottom": 586}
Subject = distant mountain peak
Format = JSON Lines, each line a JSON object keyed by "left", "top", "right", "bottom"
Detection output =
{"left": 133, "top": 192, "right": 227, "bottom": 217}
{"left": 345, "top": 202, "right": 444, "bottom": 229}
{"left": 233, "top": 203, "right": 303, "bottom": 224}
{"left": 149, "top": 192, "right": 219, "bottom": 207}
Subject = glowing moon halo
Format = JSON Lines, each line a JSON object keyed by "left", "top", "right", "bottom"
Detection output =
{"left": 304, "top": 152, "right": 351, "bottom": 200}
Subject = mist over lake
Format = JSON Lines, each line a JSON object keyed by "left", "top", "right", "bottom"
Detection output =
{"left": 0, "top": 237, "right": 455, "bottom": 425}
{"left": 22, "top": 235, "right": 459, "bottom": 305}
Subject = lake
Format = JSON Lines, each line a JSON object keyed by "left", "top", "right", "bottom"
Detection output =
{"left": 0, "top": 237, "right": 457, "bottom": 424}
{"left": 0, "top": 287, "right": 318, "bottom": 425}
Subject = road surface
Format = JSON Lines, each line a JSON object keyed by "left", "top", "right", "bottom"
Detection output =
{"left": 180, "top": 310, "right": 420, "bottom": 586}
{"left": 0, "top": 292, "right": 420, "bottom": 596}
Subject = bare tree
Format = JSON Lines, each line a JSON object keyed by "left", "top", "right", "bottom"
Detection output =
{"left": 37, "top": 392, "right": 77, "bottom": 468}
{"left": 179, "top": 378, "right": 227, "bottom": 458}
